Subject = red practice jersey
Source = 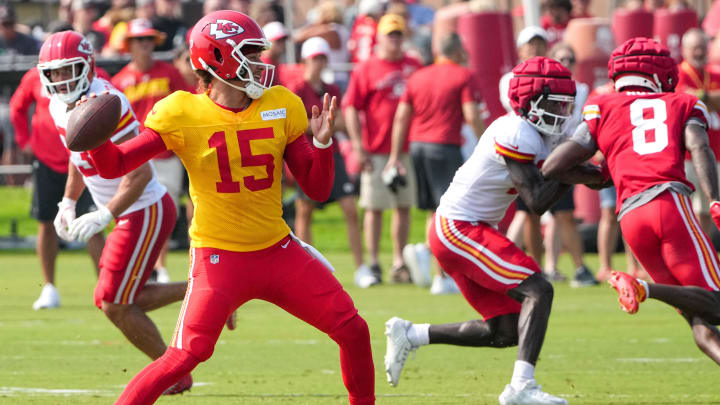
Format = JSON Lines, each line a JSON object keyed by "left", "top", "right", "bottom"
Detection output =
{"left": 583, "top": 91, "right": 709, "bottom": 207}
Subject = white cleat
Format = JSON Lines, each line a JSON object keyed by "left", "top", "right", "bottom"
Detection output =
{"left": 430, "top": 274, "right": 460, "bottom": 295}
{"left": 498, "top": 381, "right": 568, "bottom": 405}
{"left": 354, "top": 264, "right": 380, "bottom": 288}
{"left": 32, "top": 283, "right": 60, "bottom": 310}
{"left": 384, "top": 317, "right": 415, "bottom": 387}
{"left": 155, "top": 267, "right": 171, "bottom": 284}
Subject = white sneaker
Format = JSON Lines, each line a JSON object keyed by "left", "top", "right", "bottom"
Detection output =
{"left": 354, "top": 264, "right": 380, "bottom": 288}
{"left": 32, "top": 283, "right": 60, "bottom": 310}
{"left": 430, "top": 274, "right": 460, "bottom": 295}
{"left": 498, "top": 380, "right": 568, "bottom": 405}
{"left": 155, "top": 267, "right": 171, "bottom": 284}
{"left": 405, "top": 244, "right": 431, "bottom": 287}
{"left": 384, "top": 316, "right": 416, "bottom": 387}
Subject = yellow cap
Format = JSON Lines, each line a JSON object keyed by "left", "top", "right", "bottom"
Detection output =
{"left": 377, "top": 14, "right": 407, "bottom": 35}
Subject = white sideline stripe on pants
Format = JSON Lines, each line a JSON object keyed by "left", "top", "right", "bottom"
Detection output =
{"left": 671, "top": 192, "right": 720, "bottom": 291}
{"left": 174, "top": 247, "right": 196, "bottom": 350}
{"left": 113, "top": 206, "right": 150, "bottom": 303}
{"left": 435, "top": 214, "right": 522, "bottom": 285}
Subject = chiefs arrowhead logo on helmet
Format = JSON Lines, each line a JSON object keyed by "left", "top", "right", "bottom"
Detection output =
{"left": 208, "top": 19, "right": 245, "bottom": 40}
{"left": 77, "top": 37, "right": 93, "bottom": 54}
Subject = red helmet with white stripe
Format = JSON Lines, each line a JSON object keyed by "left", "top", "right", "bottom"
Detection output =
{"left": 37, "top": 31, "right": 95, "bottom": 104}
{"left": 508, "top": 56, "right": 576, "bottom": 136}
{"left": 608, "top": 37, "right": 678, "bottom": 93}
{"left": 189, "top": 10, "right": 274, "bottom": 99}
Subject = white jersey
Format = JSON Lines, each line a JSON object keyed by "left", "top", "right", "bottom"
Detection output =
{"left": 437, "top": 114, "right": 554, "bottom": 226}
{"left": 49, "top": 78, "right": 166, "bottom": 217}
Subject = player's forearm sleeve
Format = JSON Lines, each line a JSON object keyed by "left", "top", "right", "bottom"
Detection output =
{"left": 89, "top": 128, "right": 168, "bottom": 179}
{"left": 284, "top": 135, "right": 335, "bottom": 202}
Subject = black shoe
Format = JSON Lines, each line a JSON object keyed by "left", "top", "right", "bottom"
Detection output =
{"left": 391, "top": 265, "right": 412, "bottom": 284}
{"left": 149, "top": 269, "right": 158, "bottom": 282}
{"left": 370, "top": 264, "right": 383, "bottom": 284}
{"left": 570, "top": 265, "right": 599, "bottom": 288}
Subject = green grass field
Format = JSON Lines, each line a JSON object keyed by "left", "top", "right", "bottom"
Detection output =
{"left": 1, "top": 187, "right": 719, "bottom": 404}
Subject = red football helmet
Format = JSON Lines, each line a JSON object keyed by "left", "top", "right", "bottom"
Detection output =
{"left": 37, "top": 31, "right": 95, "bottom": 104}
{"left": 189, "top": 10, "right": 274, "bottom": 99}
{"left": 508, "top": 56, "right": 576, "bottom": 136}
{"left": 608, "top": 37, "right": 678, "bottom": 93}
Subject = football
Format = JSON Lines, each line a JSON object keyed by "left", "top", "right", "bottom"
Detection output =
{"left": 65, "top": 93, "right": 122, "bottom": 152}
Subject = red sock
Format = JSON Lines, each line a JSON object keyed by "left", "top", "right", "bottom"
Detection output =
{"left": 115, "top": 348, "right": 199, "bottom": 405}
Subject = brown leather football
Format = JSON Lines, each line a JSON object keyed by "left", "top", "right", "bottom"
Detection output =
{"left": 66, "top": 93, "right": 122, "bottom": 152}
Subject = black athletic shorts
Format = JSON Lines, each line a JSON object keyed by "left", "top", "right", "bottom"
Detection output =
{"left": 410, "top": 142, "right": 464, "bottom": 211}
{"left": 516, "top": 185, "right": 575, "bottom": 214}
{"left": 297, "top": 150, "right": 357, "bottom": 203}
{"left": 31, "top": 159, "right": 95, "bottom": 221}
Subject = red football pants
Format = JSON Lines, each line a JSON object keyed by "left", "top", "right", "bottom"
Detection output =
{"left": 621, "top": 190, "right": 720, "bottom": 290}
{"left": 429, "top": 214, "right": 540, "bottom": 320}
{"left": 115, "top": 235, "right": 375, "bottom": 405}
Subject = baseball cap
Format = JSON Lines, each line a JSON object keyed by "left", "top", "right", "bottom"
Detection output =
{"left": 263, "top": 21, "right": 288, "bottom": 42}
{"left": 516, "top": 26, "right": 548, "bottom": 48}
{"left": 125, "top": 18, "right": 166, "bottom": 44}
{"left": 377, "top": 14, "right": 407, "bottom": 36}
{"left": 301, "top": 37, "right": 331, "bottom": 60}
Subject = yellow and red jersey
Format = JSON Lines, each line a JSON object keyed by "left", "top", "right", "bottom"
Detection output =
{"left": 144, "top": 86, "right": 308, "bottom": 251}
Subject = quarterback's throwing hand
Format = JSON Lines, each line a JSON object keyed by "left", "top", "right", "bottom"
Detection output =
{"left": 310, "top": 93, "right": 338, "bottom": 146}
{"left": 710, "top": 201, "right": 720, "bottom": 231}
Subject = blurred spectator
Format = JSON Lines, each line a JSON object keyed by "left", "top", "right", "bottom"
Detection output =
{"left": 262, "top": 21, "right": 302, "bottom": 86}
{"left": 251, "top": 0, "right": 284, "bottom": 26}
{"left": 542, "top": 42, "right": 597, "bottom": 286}
{"left": 677, "top": 28, "right": 720, "bottom": 236}
{"left": 295, "top": 0, "right": 351, "bottom": 88}
{"left": 135, "top": 0, "right": 156, "bottom": 20}
{"left": 386, "top": 32, "right": 484, "bottom": 293}
{"left": 10, "top": 67, "right": 103, "bottom": 310}
{"left": 94, "top": 0, "right": 135, "bottom": 55}
{"left": 288, "top": 37, "right": 366, "bottom": 278}
{"left": 0, "top": 2, "right": 39, "bottom": 56}
{"left": 348, "top": 0, "right": 383, "bottom": 63}
{"left": 46, "top": 0, "right": 74, "bottom": 34}
{"left": 111, "top": 18, "right": 194, "bottom": 283}
{"left": 152, "top": 0, "right": 188, "bottom": 51}
{"left": 540, "top": 0, "right": 573, "bottom": 48}
{"left": 571, "top": 0, "right": 592, "bottom": 17}
{"left": 230, "top": 0, "right": 252, "bottom": 15}
{"left": 173, "top": 44, "right": 198, "bottom": 90}
{"left": 65, "top": 0, "right": 106, "bottom": 51}
{"left": 203, "top": 0, "right": 228, "bottom": 15}
{"left": 343, "top": 14, "right": 422, "bottom": 287}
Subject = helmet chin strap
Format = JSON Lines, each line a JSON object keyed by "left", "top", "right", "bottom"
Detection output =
{"left": 204, "top": 63, "right": 265, "bottom": 100}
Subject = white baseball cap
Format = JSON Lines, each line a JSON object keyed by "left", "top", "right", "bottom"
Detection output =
{"left": 301, "top": 37, "right": 331, "bottom": 60}
{"left": 263, "top": 21, "right": 288, "bottom": 42}
{"left": 516, "top": 26, "right": 548, "bottom": 48}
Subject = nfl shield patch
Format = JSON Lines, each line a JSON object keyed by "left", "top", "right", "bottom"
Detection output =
{"left": 210, "top": 254, "right": 219, "bottom": 264}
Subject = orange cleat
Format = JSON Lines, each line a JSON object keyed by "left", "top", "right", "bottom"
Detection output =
{"left": 163, "top": 373, "right": 192, "bottom": 395}
{"left": 608, "top": 271, "right": 646, "bottom": 314}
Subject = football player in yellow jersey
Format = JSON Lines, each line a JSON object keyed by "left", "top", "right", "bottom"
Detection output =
{"left": 85, "top": 10, "right": 375, "bottom": 405}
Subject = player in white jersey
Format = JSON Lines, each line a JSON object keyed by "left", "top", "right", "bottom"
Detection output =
{"left": 384, "top": 57, "right": 606, "bottom": 405}
{"left": 39, "top": 30, "right": 198, "bottom": 395}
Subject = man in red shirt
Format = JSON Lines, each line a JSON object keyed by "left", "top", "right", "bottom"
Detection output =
{"left": 10, "top": 67, "right": 104, "bottom": 310}
{"left": 543, "top": 38, "right": 720, "bottom": 365}
{"left": 343, "top": 14, "right": 422, "bottom": 286}
{"left": 540, "top": 0, "right": 573, "bottom": 48}
{"left": 348, "top": 0, "right": 382, "bottom": 63}
{"left": 288, "top": 37, "right": 367, "bottom": 280}
{"left": 112, "top": 18, "right": 193, "bottom": 283}
{"left": 385, "top": 32, "right": 485, "bottom": 292}
{"left": 676, "top": 28, "right": 720, "bottom": 235}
